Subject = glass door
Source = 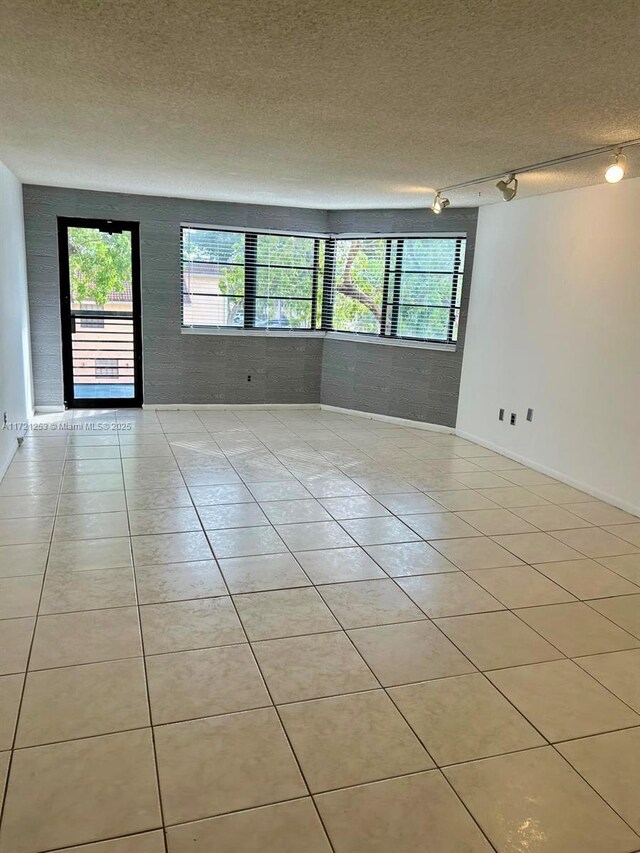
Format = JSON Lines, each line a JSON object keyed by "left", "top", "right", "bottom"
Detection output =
{"left": 58, "top": 218, "right": 143, "bottom": 408}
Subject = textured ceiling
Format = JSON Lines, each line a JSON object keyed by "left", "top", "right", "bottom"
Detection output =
{"left": 1, "top": 0, "right": 639, "bottom": 208}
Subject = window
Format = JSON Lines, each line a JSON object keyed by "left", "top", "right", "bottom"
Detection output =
{"left": 181, "top": 227, "right": 465, "bottom": 344}
{"left": 181, "top": 228, "right": 322, "bottom": 329}
{"left": 182, "top": 228, "right": 245, "bottom": 327}
{"left": 254, "top": 234, "right": 322, "bottom": 329}
{"left": 328, "top": 236, "right": 464, "bottom": 343}
{"left": 95, "top": 358, "right": 119, "bottom": 377}
{"left": 331, "top": 239, "right": 386, "bottom": 335}
{"left": 387, "top": 238, "right": 466, "bottom": 342}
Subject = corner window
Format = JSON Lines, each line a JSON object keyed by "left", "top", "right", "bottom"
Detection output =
{"left": 181, "top": 227, "right": 465, "bottom": 344}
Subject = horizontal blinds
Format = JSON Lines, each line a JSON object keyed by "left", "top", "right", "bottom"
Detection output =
{"left": 390, "top": 237, "right": 465, "bottom": 342}
{"left": 332, "top": 239, "right": 387, "bottom": 335}
{"left": 181, "top": 227, "right": 465, "bottom": 343}
{"left": 330, "top": 236, "right": 465, "bottom": 343}
{"left": 181, "top": 228, "right": 323, "bottom": 330}
{"left": 252, "top": 233, "right": 320, "bottom": 330}
{"left": 181, "top": 228, "right": 245, "bottom": 327}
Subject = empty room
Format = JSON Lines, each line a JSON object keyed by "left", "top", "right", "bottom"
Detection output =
{"left": 1, "top": 1, "right": 640, "bottom": 851}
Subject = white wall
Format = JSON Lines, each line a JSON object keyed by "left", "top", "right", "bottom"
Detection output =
{"left": 0, "top": 160, "right": 33, "bottom": 477}
{"left": 457, "top": 177, "right": 640, "bottom": 514}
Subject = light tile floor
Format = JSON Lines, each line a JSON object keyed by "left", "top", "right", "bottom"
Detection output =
{"left": 0, "top": 407, "right": 639, "bottom": 852}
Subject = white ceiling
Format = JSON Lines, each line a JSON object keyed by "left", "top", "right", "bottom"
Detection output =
{"left": 1, "top": 0, "right": 639, "bottom": 208}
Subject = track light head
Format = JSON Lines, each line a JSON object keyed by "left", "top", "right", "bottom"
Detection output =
{"left": 431, "top": 192, "right": 450, "bottom": 214}
{"left": 605, "top": 148, "right": 626, "bottom": 183}
{"left": 496, "top": 174, "right": 518, "bottom": 202}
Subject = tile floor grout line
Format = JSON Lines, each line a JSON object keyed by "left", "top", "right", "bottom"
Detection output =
{"left": 327, "top": 610, "right": 501, "bottom": 850}
{"left": 1, "top": 408, "right": 639, "bottom": 849}
{"left": 265, "top": 419, "right": 640, "bottom": 843}
{"left": 550, "top": 722, "right": 640, "bottom": 747}
{"left": 274, "top": 404, "right": 511, "bottom": 846}
{"left": 580, "top": 593, "right": 640, "bottom": 640}
{"left": 0, "top": 429, "right": 70, "bottom": 838}
{"left": 117, "top": 410, "right": 170, "bottom": 853}
{"left": 548, "top": 741, "right": 640, "bottom": 844}
{"left": 219, "top": 417, "right": 504, "bottom": 851}
{"left": 224, "top": 416, "right": 512, "bottom": 852}
{"left": 175, "top": 409, "right": 341, "bottom": 853}
{"left": 474, "top": 655, "right": 640, "bottom": 768}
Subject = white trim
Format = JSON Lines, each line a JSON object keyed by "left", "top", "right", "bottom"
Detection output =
{"left": 141, "top": 401, "right": 453, "bottom": 433}
{"left": 25, "top": 399, "right": 636, "bottom": 515}
{"left": 143, "top": 403, "right": 321, "bottom": 411}
{"left": 180, "top": 327, "right": 456, "bottom": 351}
{"left": 181, "top": 223, "right": 466, "bottom": 240}
{"left": 455, "top": 429, "right": 640, "bottom": 517}
{"left": 0, "top": 440, "right": 19, "bottom": 481}
{"left": 324, "top": 332, "right": 455, "bottom": 352}
{"left": 181, "top": 223, "right": 327, "bottom": 239}
{"left": 328, "top": 231, "right": 466, "bottom": 239}
{"left": 319, "top": 405, "right": 455, "bottom": 433}
{"left": 0, "top": 407, "right": 33, "bottom": 479}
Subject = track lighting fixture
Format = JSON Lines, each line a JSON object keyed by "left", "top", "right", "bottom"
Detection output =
{"left": 604, "top": 148, "right": 626, "bottom": 183}
{"left": 496, "top": 174, "right": 518, "bottom": 202}
{"left": 431, "top": 192, "right": 450, "bottom": 214}
{"left": 428, "top": 137, "right": 639, "bottom": 209}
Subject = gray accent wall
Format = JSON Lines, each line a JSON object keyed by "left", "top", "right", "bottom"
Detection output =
{"left": 22, "top": 186, "right": 327, "bottom": 407}
{"left": 22, "top": 186, "right": 476, "bottom": 424}
{"left": 321, "top": 339, "right": 465, "bottom": 426}
{"left": 322, "top": 207, "right": 477, "bottom": 427}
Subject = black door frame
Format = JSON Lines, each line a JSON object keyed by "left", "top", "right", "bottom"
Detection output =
{"left": 58, "top": 217, "right": 143, "bottom": 408}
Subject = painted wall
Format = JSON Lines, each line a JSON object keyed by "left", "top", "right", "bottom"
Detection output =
{"left": 0, "top": 160, "right": 33, "bottom": 475}
{"left": 457, "top": 178, "right": 640, "bottom": 513}
{"left": 22, "top": 186, "right": 477, "bottom": 424}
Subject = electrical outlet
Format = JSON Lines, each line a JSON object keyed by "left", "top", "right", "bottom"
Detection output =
{"left": 247, "top": 375, "right": 251, "bottom": 382}
{"left": 526, "top": 408, "right": 534, "bottom": 422}
{"left": 498, "top": 408, "right": 505, "bottom": 421}
{"left": 510, "top": 412, "right": 517, "bottom": 426}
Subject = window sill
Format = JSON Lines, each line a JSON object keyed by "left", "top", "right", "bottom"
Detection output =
{"left": 181, "top": 327, "right": 456, "bottom": 352}
{"left": 181, "top": 327, "right": 325, "bottom": 339}
{"left": 324, "top": 332, "right": 456, "bottom": 352}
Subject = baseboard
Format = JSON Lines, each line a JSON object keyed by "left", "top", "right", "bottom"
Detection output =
{"left": 143, "top": 403, "right": 322, "bottom": 411}
{"left": 141, "top": 401, "right": 454, "bottom": 433}
{"left": 320, "top": 405, "right": 455, "bottom": 433}
{"left": 455, "top": 429, "right": 640, "bottom": 517}
{"left": 28, "top": 400, "right": 634, "bottom": 514}
{"left": 0, "top": 442, "right": 18, "bottom": 482}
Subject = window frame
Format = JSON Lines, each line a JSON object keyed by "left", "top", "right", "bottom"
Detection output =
{"left": 325, "top": 235, "right": 465, "bottom": 345}
{"left": 181, "top": 226, "right": 325, "bottom": 332}
{"left": 181, "top": 225, "right": 466, "bottom": 346}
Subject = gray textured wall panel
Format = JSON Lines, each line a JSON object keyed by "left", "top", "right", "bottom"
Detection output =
{"left": 321, "top": 206, "right": 477, "bottom": 427}
{"left": 23, "top": 186, "right": 476, "bottom": 421}
{"left": 22, "top": 186, "right": 328, "bottom": 406}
